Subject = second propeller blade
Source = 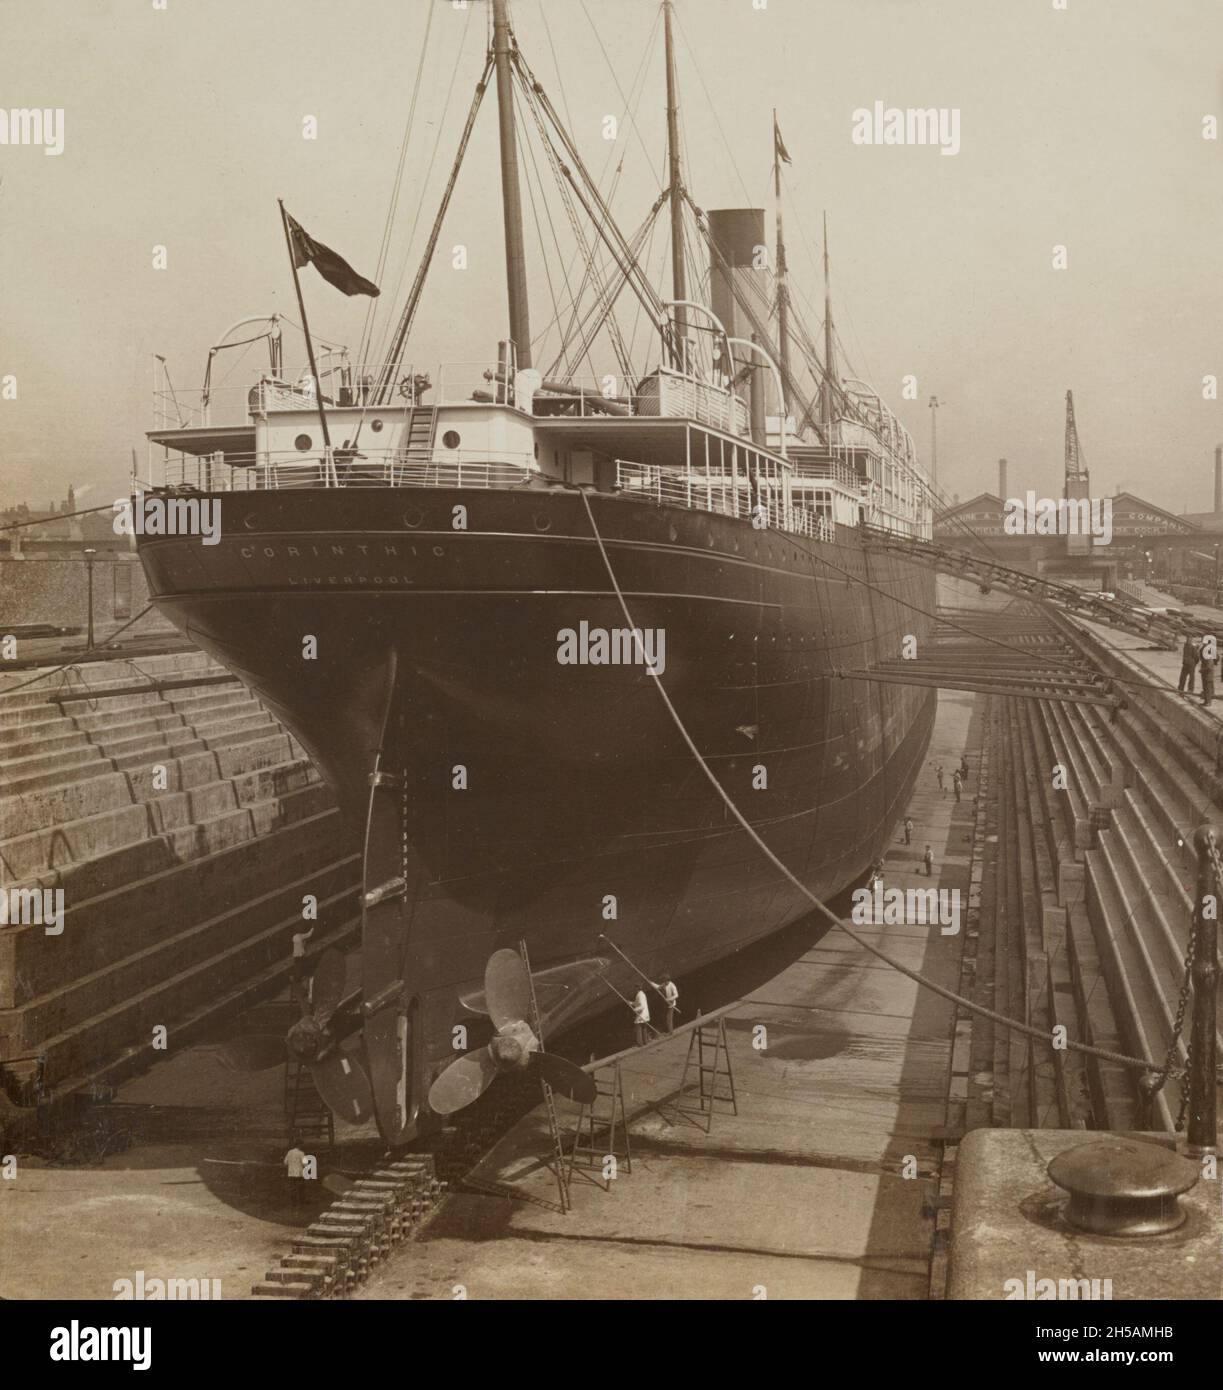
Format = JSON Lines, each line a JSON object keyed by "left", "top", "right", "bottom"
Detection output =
{"left": 310, "top": 1048, "right": 374, "bottom": 1125}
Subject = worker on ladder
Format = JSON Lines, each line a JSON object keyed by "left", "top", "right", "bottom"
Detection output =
{"left": 631, "top": 985, "right": 651, "bottom": 1046}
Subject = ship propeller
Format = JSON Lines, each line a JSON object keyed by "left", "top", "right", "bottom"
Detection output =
{"left": 286, "top": 947, "right": 374, "bottom": 1125}
{"left": 427, "top": 949, "right": 596, "bottom": 1116}
{"left": 218, "top": 947, "right": 373, "bottom": 1126}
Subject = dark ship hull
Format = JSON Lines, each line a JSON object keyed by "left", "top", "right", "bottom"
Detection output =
{"left": 137, "top": 481, "right": 936, "bottom": 1127}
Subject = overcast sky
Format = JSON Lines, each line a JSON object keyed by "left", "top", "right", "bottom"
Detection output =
{"left": 2, "top": 0, "right": 1221, "bottom": 513}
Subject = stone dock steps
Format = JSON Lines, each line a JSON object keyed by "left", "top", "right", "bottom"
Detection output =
{"left": 0, "top": 650, "right": 361, "bottom": 1110}
{"left": 964, "top": 602, "right": 1222, "bottom": 1138}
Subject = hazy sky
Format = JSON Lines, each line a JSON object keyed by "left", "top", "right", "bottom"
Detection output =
{"left": 2, "top": 0, "right": 1221, "bottom": 513}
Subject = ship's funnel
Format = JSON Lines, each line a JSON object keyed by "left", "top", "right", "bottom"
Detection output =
{"left": 1214, "top": 444, "right": 1221, "bottom": 516}
{"left": 709, "top": 209, "right": 767, "bottom": 395}
{"left": 998, "top": 457, "right": 1008, "bottom": 501}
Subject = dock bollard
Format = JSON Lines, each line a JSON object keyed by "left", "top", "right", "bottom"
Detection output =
{"left": 1047, "top": 1138, "right": 1199, "bottom": 1236}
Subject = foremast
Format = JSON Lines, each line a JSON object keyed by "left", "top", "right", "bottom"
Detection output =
{"left": 493, "top": 0, "right": 532, "bottom": 368}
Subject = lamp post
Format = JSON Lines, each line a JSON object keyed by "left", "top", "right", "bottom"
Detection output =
{"left": 83, "top": 548, "right": 97, "bottom": 651}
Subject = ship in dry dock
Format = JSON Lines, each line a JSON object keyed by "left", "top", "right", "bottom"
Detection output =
{"left": 135, "top": 0, "right": 936, "bottom": 1143}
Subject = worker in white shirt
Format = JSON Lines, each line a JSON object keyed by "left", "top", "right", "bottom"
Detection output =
{"left": 657, "top": 974, "right": 679, "bottom": 1033}
{"left": 283, "top": 1134, "right": 309, "bottom": 1209}
{"left": 631, "top": 986, "right": 650, "bottom": 1046}
{"left": 290, "top": 926, "right": 314, "bottom": 986}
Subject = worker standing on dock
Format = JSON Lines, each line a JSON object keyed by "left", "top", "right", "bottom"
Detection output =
{"left": 658, "top": 974, "right": 679, "bottom": 1033}
{"left": 959, "top": 754, "right": 970, "bottom": 782}
{"left": 1179, "top": 634, "right": 1201, "bottom": 695}
{"left": 923, "top": 845, "right": 934, "bottom": 876}
{"left": 952, "top": 770, "right": 962, "bottom": 802}
{"left": 903, "top": 816, "right": 913, "bottom": 845}
{"left": 936, "top": 765, "right": 945, "bottom": 795}
{"left": 283, "top": 1136, "right": 308, "bottom": 1209}
{"left": 1200, "top": 642, "right": 1216, "bottom": 707}
{"left": 631, "top": 986, "right": 651, "bottom": 1046}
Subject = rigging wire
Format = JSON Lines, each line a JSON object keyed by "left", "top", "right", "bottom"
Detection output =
{"left": 0, "top": 605, "right": 158, "bottom": 695}
{"left": 357, "top": 0, "right": 439, "bottom": 370}
{"left": 515, "top": 80, "right": 573, "bottom": 371}
{"left": 515, "top": 64, "right": 636, "bottom": 383}
{"left": 528, "top": 9, "right": 664, "bottom": 379}
{"left": 0, "top": 503, "right": 117, "bottom": 530}
{"left": 578, "top": 0, "right": 667, "bottom": 188}
{"left": 671, "top": 6, "right": 753, "bottom": 206}
{"left": 536, "top": 0, "right": 576, "bottom": 136}
{"left": 513, "top": 47, "right": 673, "bottom": 366}
{"left": 371, "top": 4, "right": 475, "bottom": 370}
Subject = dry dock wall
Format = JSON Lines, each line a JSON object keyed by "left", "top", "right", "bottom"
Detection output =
{"left": 0, "top": 555, "right": 174, "bottom": 635}
{"left": 0, "top": 650, "right": 361, "bottom": 1116}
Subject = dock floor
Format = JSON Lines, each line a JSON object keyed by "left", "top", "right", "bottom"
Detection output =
{"left": 357, "top": 691, "right": 977, "bottom": 1301}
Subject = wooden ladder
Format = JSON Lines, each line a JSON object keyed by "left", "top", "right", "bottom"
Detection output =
{"left": 567, "top": 1063, "right": 632, "bottom": 1188}
{"left": 676, "top": 1018, "right": 738, "bottom": 1130}
{"left": 284, "top": 1060, "right": 335, "bottom": 1147}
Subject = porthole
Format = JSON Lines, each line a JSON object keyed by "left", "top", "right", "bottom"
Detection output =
{"left": 432, "top": 545, "right": 444, "bottom": 557}
{"left": 533, "top": 513, "right": 551, "bottom": 532}
{"left": 403, "top": 508, "right": 424, "bottom": 529}
{"left": 442, "top": 429, "right": 461, "bottom": 449}
{"left": 294, "top": 433, "right": 312, "bottom": 451}
{"left": 370, "top": 418, "right": 384, "bottom": 433}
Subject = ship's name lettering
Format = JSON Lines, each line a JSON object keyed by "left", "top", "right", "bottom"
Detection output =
{"left": 239, "top": 543, "right": 402, "bottom": 559}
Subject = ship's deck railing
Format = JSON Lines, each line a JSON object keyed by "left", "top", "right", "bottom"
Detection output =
{"left": 790, "top": 454, "right": 862, "bottom": 491}
{"left": 615, "top": 461, "right": 835, "bottom": 543}
{"left": 146, "top": 449, "right": 536, "bottom": 492}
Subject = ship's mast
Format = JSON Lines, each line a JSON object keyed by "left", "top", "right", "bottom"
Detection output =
{"left": 663, "top": 0, "right": 688, "bottom": 371}
{"left": 492, "top": 0, "right": 532, "bottom": 368}
{"left": 821, "top": 211, "right": 836, "bottom": 429}
{"left": 773, "top": 111, "right": 790, "bottom": 414}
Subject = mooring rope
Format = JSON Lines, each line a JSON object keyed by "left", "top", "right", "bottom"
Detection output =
{"left": 578, "top": 489, "right": 1182, "bottom": 1081}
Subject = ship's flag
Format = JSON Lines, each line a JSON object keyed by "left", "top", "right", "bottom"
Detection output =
{"left": 285, "top": 211, "right": 380, "bottom": 297}
{"left": 774, "top": 112, "right": 792, "bottom": 166}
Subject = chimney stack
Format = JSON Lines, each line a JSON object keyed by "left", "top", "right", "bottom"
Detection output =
{"left": 1214, "top": 444, "right": 1222, "bottom": 516}
{"left": 998, "top": 457, "right": 1008, "bottom": 500}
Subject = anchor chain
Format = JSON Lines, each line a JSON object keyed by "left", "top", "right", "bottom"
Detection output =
{"left": 1148, "top": 834, "right": 1223, "bottom": 1129}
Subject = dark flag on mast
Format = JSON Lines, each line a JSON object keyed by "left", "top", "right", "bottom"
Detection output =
{"left": 773, "top": 112, "right": 792, "bottom": 166}
{"left": 284, "top": 211, "right": 380, "bottom": 297}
